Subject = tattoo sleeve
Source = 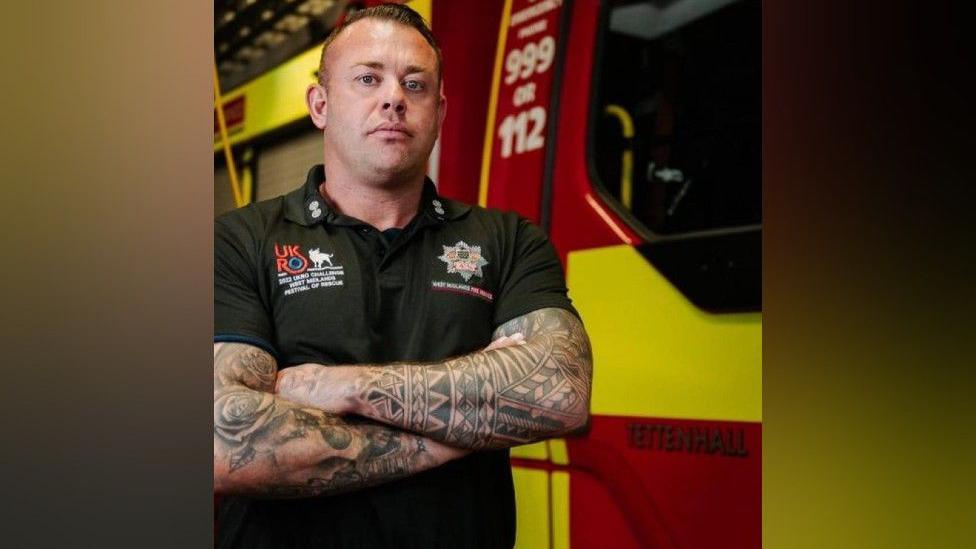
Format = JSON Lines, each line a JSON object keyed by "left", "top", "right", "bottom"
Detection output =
{"left": 351, "top": 308, "right": 593, "bottom": 449}
{"left": 213, "top": 342, "right": 466, "bottom": 498}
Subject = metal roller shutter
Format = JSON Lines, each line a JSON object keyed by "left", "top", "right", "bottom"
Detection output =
{"left": 255, "top": 130, "right": 323, "bottom": 201}
{"left": 214, "top": 166, "right": 237, "bottom": 217}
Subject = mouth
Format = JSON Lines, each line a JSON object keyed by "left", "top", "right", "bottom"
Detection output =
{"left": 369, "top": 124, "right": 412, "bottom": 139}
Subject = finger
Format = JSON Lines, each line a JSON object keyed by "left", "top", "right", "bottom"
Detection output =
{"left": 485, "top": 336, "right": 510, "bottom": 351}
{"left": 486, "top": 333, "right": 526, "bottom": 351}
{"left": 274, "top": 370, "right": 294, "bottom": 393}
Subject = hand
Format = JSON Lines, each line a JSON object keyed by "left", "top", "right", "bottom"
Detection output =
{"left": 275, "top": 363, "right": 353, "bottom": 414}
{"left": 484, "top": 332, "right": 526, "bottom": 352}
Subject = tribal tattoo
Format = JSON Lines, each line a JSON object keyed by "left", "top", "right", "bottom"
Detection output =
{"left": 352, "top": 308, "right": 593, "bottom": 449}
{"left": 213, "top": 343, "right": 465, "bottom": 498}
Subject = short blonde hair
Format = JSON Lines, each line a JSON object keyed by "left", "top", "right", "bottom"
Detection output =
{"left": 316, "top": 3, "right": 442, "bottom": 87}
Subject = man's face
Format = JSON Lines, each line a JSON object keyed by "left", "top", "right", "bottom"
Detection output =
{"left": 312, "top": 19, "right": 444, "bottom": 185}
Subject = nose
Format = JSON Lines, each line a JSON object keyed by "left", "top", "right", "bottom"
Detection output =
{"left": 382, "top": 82, "right": 406, "bottom": 114}
{"left": 382, "top": 99, "right": 405, "bottom": 114}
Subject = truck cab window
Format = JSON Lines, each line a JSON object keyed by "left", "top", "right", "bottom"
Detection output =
{"left": 593, "top": 0, "right": 760, "bottom": 236}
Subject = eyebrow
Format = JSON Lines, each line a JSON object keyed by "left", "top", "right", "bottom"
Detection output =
{"left": 351, "top": 61, "right": 432, "bottom": 75}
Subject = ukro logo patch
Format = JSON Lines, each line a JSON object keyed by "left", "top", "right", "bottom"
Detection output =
{"left": 438, "top": 241, "right": 488, "bottom": 282}
{"left": 274, "top": 243, "right": 344, "bottom": 296}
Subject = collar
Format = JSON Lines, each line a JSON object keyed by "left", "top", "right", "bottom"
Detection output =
{"left": 283, "top": 165, "right": 470, "bottom": 227}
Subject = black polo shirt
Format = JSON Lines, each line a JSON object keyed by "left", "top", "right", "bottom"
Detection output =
{"left": 214, "top": 165, "right": 576, "bottom": 549}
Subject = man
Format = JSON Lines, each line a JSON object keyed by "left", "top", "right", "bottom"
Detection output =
{"left": 214, "top": 4, "right": 592, "bottom": 548}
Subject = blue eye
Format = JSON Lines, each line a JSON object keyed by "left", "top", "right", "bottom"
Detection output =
{"left": 404, "top": 80, "right": 424, "bottom": 91}
{"left": 359, "top": 75, "right": 377, "bottom": 85}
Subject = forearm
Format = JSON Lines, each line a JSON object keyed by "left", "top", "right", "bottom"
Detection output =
{"left": 214, "top": 387, "right": 462, "bottom": 498}
{"left": 360, "top": 339, "right": 588, "bottom": 449}
{"left": 214, "top": 343, "right": 465, "bottom": 498}
{"left": 279, "top": 308, "right": 593, "bottom": 450}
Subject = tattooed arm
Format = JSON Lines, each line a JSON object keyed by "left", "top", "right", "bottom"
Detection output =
{"left": 277, "top": 308, "right": 593, "bottom": 450}
{"left": 213, "top": 342, "right": 468, "bottom": 498}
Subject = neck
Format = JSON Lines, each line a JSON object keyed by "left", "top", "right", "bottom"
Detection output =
{"left": 318, "top": 172, "right": 425, "bottom": 230}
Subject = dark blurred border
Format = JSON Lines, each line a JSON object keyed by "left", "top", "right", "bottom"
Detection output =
{"left": 764, "top": 1, "right": 973, "bottom": 547}
{"left": 0, "top": 2, "right": 213, "bottom": 547}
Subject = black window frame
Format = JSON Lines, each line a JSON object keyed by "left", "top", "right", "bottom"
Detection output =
{"left": 585, "top": 0, "right": 762, "bottom": 313}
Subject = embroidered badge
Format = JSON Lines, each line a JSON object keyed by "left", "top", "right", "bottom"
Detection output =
{"left": 438, "top": 241, "right": 488, "bottom": 282}
{"left": 273, "top": 243, "right": 344, "bottom": 296}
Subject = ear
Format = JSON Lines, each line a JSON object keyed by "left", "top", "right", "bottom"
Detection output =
{"left": 306, "top": 83, "right": 328, "bottom": 129}
{"left": 436, "top": 80, "right": 447, "bottom": 130}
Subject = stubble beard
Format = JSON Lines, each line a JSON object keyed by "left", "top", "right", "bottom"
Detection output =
{"left": 360, "top": 129, "right": 437, "bottom": 188}
{"left": 324, "top": 115, "right": 437, "bottom": 189}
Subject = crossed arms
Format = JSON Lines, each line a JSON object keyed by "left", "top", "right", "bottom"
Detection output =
{"left": 214, "top": 307, "right": 592, "bottom": 497}
{"left": 213, "top": 343, "right": 467, "bottom": 498}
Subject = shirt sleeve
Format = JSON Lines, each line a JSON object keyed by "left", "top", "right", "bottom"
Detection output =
{"left": 493, "top": 217, "right": 579, "bottom": 327}
{"left": 214, "top": 217, "right": 278, "bottom": 359}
